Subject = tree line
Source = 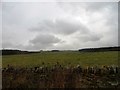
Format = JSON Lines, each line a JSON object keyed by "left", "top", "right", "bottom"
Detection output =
{"left": 1, "top": 49, "right": 40, "bottom": 55}
{"left": 1, "top": 46, "right": 120, "bottom": 55}
{"left": 79, "top": 46, "right": 120, "bottom": 52}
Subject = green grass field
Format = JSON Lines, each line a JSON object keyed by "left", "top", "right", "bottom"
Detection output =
{"left": 2, "top": 51, "right": 119, "bottom": 68}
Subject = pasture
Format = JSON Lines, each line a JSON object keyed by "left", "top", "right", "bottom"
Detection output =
{"left": 2, "top": 51, "right": 119, "bottom": 68}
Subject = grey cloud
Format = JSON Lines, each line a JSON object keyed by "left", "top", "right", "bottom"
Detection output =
{"left": 76, "top": 32, "right": 102, "bottom": 42}
{"left": 2, "top": 42, "right": 14, "bottom": 49}
{"left": 57, "top": 2, "right": 118, "bottom": 31}
{"left": 2, "top": 42, "right": 25, "bottom": 50}
{"left": 28, "top": 34, "right": 61, "bottom": 50}
{"left": 85, "top": 2, "right": 116, "bottom": 12}
{"left": 3, "top": 34, "right": 62, "bottom": 51}
{"left": 29, "top": 19, "right": 89, "bottom": 35}
{"left": 30, "top": 34, "right": 61, "bottom": 44}
{"left": 2, "top": 2, "right": 118, "bottom": 50}
{"left": 57, "top": 2, "right": 117, "bottom": 13}
{"left": 80, "top": 35, "right": 101, "bottom": 42}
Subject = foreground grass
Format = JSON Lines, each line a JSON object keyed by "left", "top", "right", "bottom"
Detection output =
{"left": 2, "top": 51, "right": 119, "bottom": 68}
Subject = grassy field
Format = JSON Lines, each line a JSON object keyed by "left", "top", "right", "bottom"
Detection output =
{"left": 2, "top": 51, "right": 119, "bottom": 68}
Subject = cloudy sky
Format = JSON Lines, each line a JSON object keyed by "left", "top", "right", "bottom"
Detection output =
{"left": 2, "top": 1, "right": 118, "bottom": 51}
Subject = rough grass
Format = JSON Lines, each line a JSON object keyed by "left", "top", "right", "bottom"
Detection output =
{"left": 2, "top": 65, "right": 120, "bottom": 88}
{"left": 2, "top": 51, "right": 119, "bottom": 68}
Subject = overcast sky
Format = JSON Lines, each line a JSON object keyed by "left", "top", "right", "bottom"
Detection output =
{"left": 2, "top": 1, "right": 118, "bottom": 51}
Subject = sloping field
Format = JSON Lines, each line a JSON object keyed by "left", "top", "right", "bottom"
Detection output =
{"left": 2, "top": 51, "right": 119, "bottom": 68}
